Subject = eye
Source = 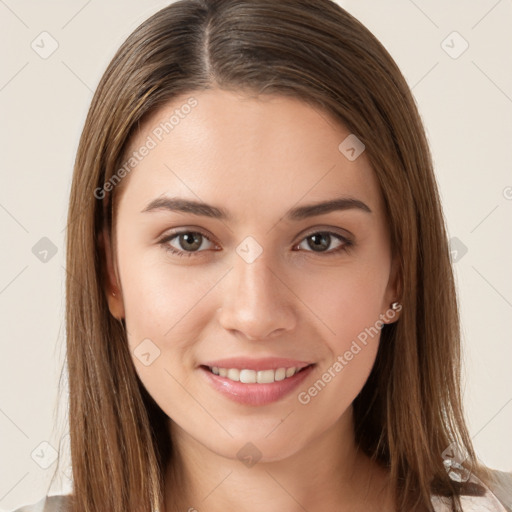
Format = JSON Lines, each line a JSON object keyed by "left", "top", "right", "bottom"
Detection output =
{"left": 294, "top": 231, "right": 353, "bottom": 256}
{"left": 159, "top": 230, "right": 217, "bottom": 257}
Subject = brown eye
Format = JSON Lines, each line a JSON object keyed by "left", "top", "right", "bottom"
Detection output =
{"left": 160, "top": 230, "right": 216, "bottom": 257}
{"left": 296, "top": 231, "right": 353, "bottom": 256}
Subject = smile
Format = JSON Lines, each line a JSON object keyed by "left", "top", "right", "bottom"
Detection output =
{"left": 200, "top": 363, "right": 315, "bottom": 406}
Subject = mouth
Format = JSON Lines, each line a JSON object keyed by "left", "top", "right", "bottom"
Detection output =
{"left": 199, "top": 363, "right": 316, "bottom": 406}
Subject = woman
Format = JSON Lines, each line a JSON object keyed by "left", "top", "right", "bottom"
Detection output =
{"left": 11, "top": 0, "right": 512, "bottom": 511}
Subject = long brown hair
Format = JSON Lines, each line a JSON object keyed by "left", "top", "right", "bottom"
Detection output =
{"left": 61, "top": 0, "right": 492, "bottom": 510}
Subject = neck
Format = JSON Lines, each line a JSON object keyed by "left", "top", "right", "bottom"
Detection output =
{"left": 163, "top": 406, "right": 394, "bottom": 512}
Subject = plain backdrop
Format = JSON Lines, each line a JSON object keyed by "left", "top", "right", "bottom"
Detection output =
{"left": 1, "top": 0, "right": 511, "bottom": 509}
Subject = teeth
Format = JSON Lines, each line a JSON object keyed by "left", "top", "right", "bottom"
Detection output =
{"left": 210, "top": 366, "right": 302, "bottom": 383}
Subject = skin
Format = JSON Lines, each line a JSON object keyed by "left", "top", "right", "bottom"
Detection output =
{"left": 103, "top": 88, "right": 401, "bottom": 511}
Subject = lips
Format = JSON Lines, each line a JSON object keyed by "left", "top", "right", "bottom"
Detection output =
{"left": 199, "top": 357, "right": 316, "bottom": 406}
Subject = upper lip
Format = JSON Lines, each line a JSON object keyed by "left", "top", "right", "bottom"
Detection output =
{"left": 200, "top": 357, "right": 314, "bottom": 372}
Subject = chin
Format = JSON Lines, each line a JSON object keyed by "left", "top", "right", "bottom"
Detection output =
{"left": 199, "top": 428, "right": 308, "bottom": 465}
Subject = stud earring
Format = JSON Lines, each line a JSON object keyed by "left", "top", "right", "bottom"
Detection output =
{"left": 391, "top": 301, "right": 401, "bottom": 310}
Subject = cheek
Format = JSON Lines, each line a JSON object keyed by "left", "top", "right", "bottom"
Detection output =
{"left": 296, "top": 269, "right": 384, "bottom": 415}
{"left": 304, "top": 261, "right": 389, "bottom": 342}
{"left": 118, "top": 249, "right": 225, "bottom": 414}
{"left": 295, "top": 262, "right": 388, "bottom": 407}
{"left": 118, "top": 253, "right": 209, "bottom": 417}
{"left": 119, "top": 243, "right": 216, "bottom": 340}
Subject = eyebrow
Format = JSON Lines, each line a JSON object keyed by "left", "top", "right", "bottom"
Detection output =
{"left": 141, "top": 196, "right": 372, "bottom": 221}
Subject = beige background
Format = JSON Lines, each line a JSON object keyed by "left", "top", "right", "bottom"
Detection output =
{"left": 1, "top": 0, "right": 511, "bottom": 509}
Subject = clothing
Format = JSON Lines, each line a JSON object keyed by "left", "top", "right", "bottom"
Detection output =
{"left": 9, "top": 495, "right": 68, "bottom": 512}
{"left": 430, "top": 470, "right": 512, "bottom": 512}
{"left": 10, "top": 470, "right": 512, "bottom": 512}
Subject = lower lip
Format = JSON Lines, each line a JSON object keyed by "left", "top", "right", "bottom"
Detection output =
{"left": 199, "top": 364, "right": 315, "bottom": 406}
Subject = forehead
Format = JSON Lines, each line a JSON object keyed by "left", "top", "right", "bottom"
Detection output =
{"left": 117, "top": 89, "right": 385, "bottom": 224}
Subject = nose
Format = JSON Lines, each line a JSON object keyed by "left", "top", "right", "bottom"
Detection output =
{"left": 217, "top": 251, "right": 297, "bottom": 341}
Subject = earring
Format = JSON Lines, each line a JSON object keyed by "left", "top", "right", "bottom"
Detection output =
{"left": 112, "top": 290, "right": 117, "bottom": 297}
{"left": 391, "top": 301, "right": 401, "bottom": 310}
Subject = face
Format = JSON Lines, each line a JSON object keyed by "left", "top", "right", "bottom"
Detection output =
{"left": 104, "top": 88, "right": 400, "bottom": 463}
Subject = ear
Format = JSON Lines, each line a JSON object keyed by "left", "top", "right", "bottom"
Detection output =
{"left": 98, "top": 227, "right": 125, "bottom": 320}
{"left": 382, "top": 253, "right": 402, "bottom": 323}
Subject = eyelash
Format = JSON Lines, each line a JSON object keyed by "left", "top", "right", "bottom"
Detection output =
{"left": 159, "top": 229, "right": 354, "bottom": 258}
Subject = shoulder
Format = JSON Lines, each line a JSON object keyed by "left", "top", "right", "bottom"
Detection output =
{"left": 8, "top": 494, "right": 71, "bottom": 512}
{"left": 431, "top": 469, "right": 512, "bottom": 512}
